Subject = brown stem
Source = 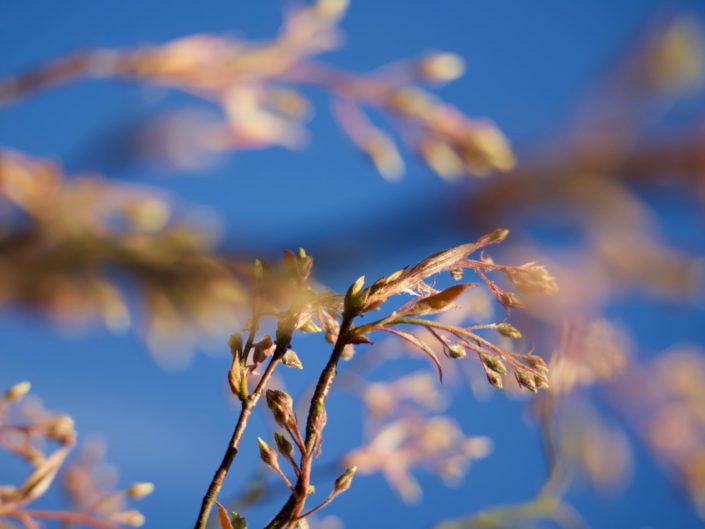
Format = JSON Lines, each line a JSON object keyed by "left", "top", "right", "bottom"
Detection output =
{"left": 264, "top": 314, "right": 355, "bottom": 529}
{"left": 391, "top": 317, "right": 546, "bottom": 377}
{"left": 193, "top": 327, "right": 291, "bottom": 529}
{"left": 293, "top": 488, "right": 338, "bottom": 522}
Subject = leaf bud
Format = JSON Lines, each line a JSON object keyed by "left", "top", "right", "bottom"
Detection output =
{"left": 496, "top": 322, "right": 522, "bottom": 340}
{"left": 282, "top": 350, "right": 303, "bottom": 369}
{"left": 334, "top": 466, "right": 358, "bottom": 494}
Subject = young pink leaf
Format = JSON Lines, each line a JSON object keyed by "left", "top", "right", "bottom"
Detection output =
{"left": 216, "top": 502, "right": 235, "bottom": 529}
{"left": 398, "top": 283, "right": 473, "bottom": 317}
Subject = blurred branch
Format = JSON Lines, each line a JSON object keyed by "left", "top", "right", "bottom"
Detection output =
{"left": 0, "top": 0, "right": 513, "bottom": 182}
{"left": 0, "top": 382, "right": 153, "bottom": 529}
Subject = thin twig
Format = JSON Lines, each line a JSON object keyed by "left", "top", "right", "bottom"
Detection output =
{"left": 264, "top": 314, "right": 355, "bottom": 529}
{"left": 193, "top": 321, "right": 292, "bottom": 529}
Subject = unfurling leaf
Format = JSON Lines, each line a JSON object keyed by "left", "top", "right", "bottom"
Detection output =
{"left": 216, "top": 502, "right": 247, "bottom": 529}
{"left": 298, "top": 318, "right": 322, "bottom": 333}
{"left": 253, "top": 335, "right": 275, "bottom": 365}
{"left": 228, "top": 356, "right": 244, "bottom": 398}
{"left": 398, "top": 284, "right": 473, "bottom": 317}
{"left": 345, "top": 275, "right": 367, "bottom": 314}
{"left": 282, "top": 350, "right": 303, "bottom": 369}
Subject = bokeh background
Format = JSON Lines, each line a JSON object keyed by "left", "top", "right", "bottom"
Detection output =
{"left": 2, "top": 1, "right": 705, "bottom": 528}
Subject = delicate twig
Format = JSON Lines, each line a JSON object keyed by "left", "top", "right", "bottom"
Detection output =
{"left": 264, "top": 313, "right": 355, "bottom": 529}
{"left": 293, "top": 489, "right": 338, "bottom": 522}
{"left": 283, "top": 422, "right": 307, "bottom": 456}
{"left": 193, "top": 321, "right": 291, "bottom": 529}
{"left": 392, "top": 317, "right": 546, "bottom": 377}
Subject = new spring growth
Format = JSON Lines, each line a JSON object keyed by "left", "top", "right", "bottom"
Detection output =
{"left": 447, "top": 343, "right": 467, "bottom": 359}
{"left": 515, "top": 370, "right": 538, "bottom": 392}
{"left": 526, "top": 355, "right": 549, "bottom": 373}
{"left": 228, "top": 334, "right": 246, "bottom": 400}
{"left": 274, "top": 432, "right": 294, "bottom": 458}
{"left": 344, "top": 275, "right": 366, "bottom": 315}
{"left": 480, "top": 353, "right": 508, "bottom": 375}
{"left": 4, "top": 381, "right": 31, "bottom": 402}
{"left": 496, "top": 323, "right": 522, "bottom": 340}
{"left": 258, "top": 437, "right": 279, "bottom": 469}
{"left": 266, "top": 389, "right": 297, "bottom": 430}
{"left": 499, "top": 291, "right": 525, "bottom": 309}
{"left": 254, "top": 335, "right": 275, "bottom": 365}
{"left": 282, "top": 350, "right": 303, "bottom": 369}
{"left": 486, "top": 370, "right": 503, "bottom": 389}
{"left": 333, "top": 466, "right": 358, "bottom": 495}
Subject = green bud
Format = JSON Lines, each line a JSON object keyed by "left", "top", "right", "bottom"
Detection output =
{"left": 274, "top": 432, "right": 293, "bottom": 458}
{"left": 447, "top": 343, "right": 466, "bottom": 359}
{"left": 334, "top": 466, "right": 357, "bottom": 494}
{"left": 257, "top": 437, "right": 278, "bottom": 468}
{"left": 515, "top": 370, "right": 538, "bottom": 392}
{"left": 480, "top": 352, "right": 507, "bottom": 375}
{"left": 266, "top": 390, "right": 296, "bottom": 429}
{"left": 526, "top": 355, "right": 548, "bottom": 373}
{"left": 486, "top": 371, "right": 503, "bottom": 389}
{"left": 499, "top": 291, "right": 525, "bottom": 309}
{"left": 282, "top": 350, "right": 303, "bottom": 369}
{"left": 496, "top": 322, "right": 522, "bottom": 340}
{"left": 344, "top": 275, "right": 366, "bottom": 315}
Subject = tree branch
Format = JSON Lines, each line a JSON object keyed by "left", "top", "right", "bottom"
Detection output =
{"left": 193, "top": 325, "right": 292, "bottom": 529}
{"left": 263, "top": 314, "right": 355, "bottom": 529}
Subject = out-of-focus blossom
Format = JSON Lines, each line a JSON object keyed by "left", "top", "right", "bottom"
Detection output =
{"left": 549, "top": 319, "right": 629, "bottom": 395}
{"left": 362, "top": 372, "right": 447, "bottom": 421}
{"left": 0, "top": 382, "right": 151, "bottom": 528}
{"left": 0, "top": 149, "right": 246, "bottom": 367}
{"left": 0, "top": 0, "right": 513, "bottom": 181}
{"left": 344, "top": 415, "right": 492, "bottom": 503}
{"left": 557, "top": 402, "right": 632, "bottom": 491}
{"left": 615, "top": 348, "right": 705, "bottom": 517}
